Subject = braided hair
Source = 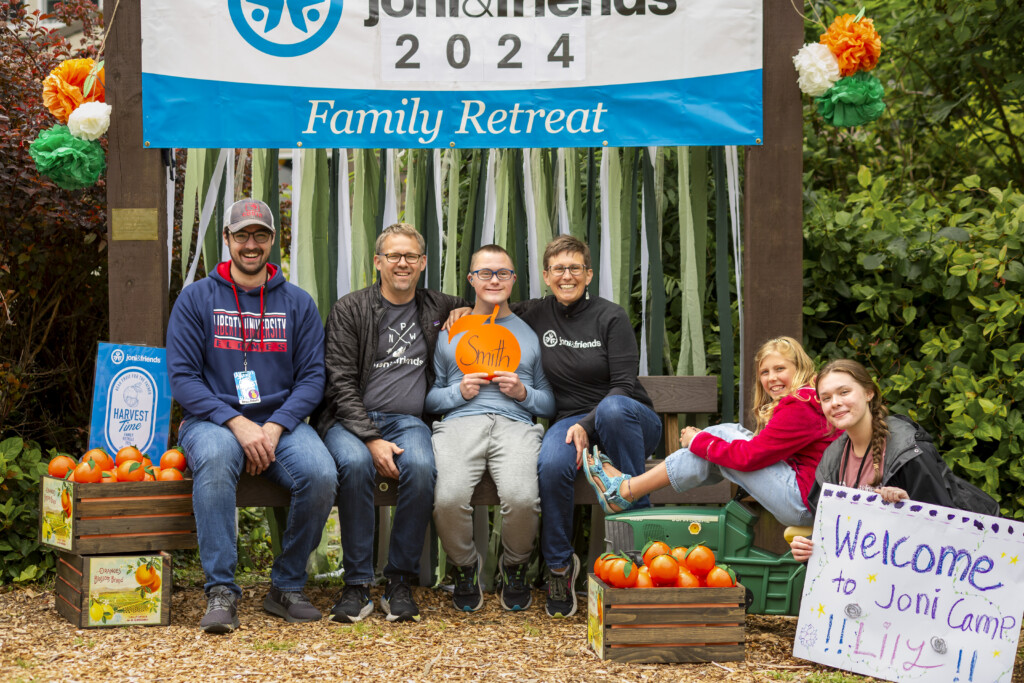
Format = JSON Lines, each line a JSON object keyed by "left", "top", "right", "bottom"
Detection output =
{"left": 817, "top": 359, "right": 889, "bottom": 486}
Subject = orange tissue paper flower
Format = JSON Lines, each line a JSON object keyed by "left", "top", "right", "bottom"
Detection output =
{"left": 820, "top": 14, "right": 882, "bottom": 76}
{"left": 42, "top": 58, "right": 106, "bottom": 123}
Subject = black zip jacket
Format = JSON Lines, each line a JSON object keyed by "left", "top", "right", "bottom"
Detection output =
{"left": 511, "top": 294, "right": 652, "bottom": 437}
{"left": 807, "top": 414, "right": 998, "bottom": 516}
{"left": 314, "top": 282, "right": 468, "bottom": 442}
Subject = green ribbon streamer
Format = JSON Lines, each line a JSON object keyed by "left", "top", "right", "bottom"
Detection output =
{"left": 585, "top": 149, "right": 599, "bottom": 296}
{"left": 510, "top": 148, "right": 529, "bottom": 301}
{"left": 642, "top": 148, "right": 664, "bottom": 375}
{"left": 352, "top": 149, "right": 379, "bottom": 290}
{"left": 712, "top": 147, "right": 735, "bottom": 423}
{"left": 252, "top": 149, "right": 281, "bottom": 266}
{"left": 443, "top": 149, "right": 461, "bottom": 296}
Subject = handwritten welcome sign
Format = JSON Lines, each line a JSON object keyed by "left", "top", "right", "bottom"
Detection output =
{"left": 793, "top": 484, "right": 1023, "bottom": 682}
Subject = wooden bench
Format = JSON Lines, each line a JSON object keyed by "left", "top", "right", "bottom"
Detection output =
{"left": 234, "top": 375, "right": 732, "bottom": 584}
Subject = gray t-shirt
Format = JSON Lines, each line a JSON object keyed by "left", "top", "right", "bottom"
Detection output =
{"left": 362, "top": 299, "right": 428, "bottom": 416}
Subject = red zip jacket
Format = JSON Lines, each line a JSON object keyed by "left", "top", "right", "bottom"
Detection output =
{"left": 688, "top": 386, "right": 836, "bottom": 508}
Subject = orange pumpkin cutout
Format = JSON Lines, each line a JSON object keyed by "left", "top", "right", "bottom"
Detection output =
{"left": 448, "top": 305, "right": 521, "bottom": 378}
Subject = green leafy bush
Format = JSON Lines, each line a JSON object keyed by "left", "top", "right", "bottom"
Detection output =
{"left": 0, "top": 437, "right": 56, "bottom": 582}
{"left": 804, "top": 170, "right": 1023, "bottom": 518}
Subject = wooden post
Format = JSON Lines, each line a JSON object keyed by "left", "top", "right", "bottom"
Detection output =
{"left": 741, "top": 0, "right": 804, "bottom": 426}
{"left": 105, "top": 0, "right": 167, "bottom": 345}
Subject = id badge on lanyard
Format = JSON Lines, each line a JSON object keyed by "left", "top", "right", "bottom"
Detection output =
{"left": 234, "top": 371, "right": 261, "bottom": 405}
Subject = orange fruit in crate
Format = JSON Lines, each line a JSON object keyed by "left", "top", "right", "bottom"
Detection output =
{"left": 641, "top": 540, "right": 671, "bottom": 568}
{"left": 117, "top": 460, "right": 146, "bottom": 482}
{"left": 635, "top": 566, "right": 654, "bottom": 588}
{"left": 48, "top": 455, "right": 78, "bottom": 479}
{"left": 594, "top": 552, "right": 618, "bottom": 581}
{"left": 684, "top": 544, "right": 716, "bottom": 578}
{"left": 158, "top": 467, "right": 184, "bottom": 481}
{"left": 705, "top": 565, "right": 737, "bottom": 588}
{"left": 670, "top": 545, "right": 689, "bottom": 564}
{"left": 160, "top": 448, "right": 187, "bottom": 472}
{"left": 83, "top": 448, "right": 114, "bottom": 471}
{"left": 100, "top": 470, "right": 118, "bottom": 483}
{"left": 647, "top": 554, "right": 679, "bottom": 587}
{"left": 606, "top": 557, "right": 638, "bottom": 588}
{"left": 73, "top": 459, "right": 102, "bottom": 483}
{"left": 115, "top": 445, "right": 144, "bottom": 466}
{"left": 676, "top": 566, "right": 701, "bottom": 588}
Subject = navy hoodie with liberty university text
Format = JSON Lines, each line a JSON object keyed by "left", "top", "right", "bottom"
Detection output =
{"left": 167, "top": 262, "right": 325, "bottom": 431}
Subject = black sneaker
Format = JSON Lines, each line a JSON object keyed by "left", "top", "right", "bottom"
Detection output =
{"left": 200, "top": 585, "right": 239, "bottom": 633}
{"left": 451, "top": 556, "right": 484, "bottom": 613}
{"left": 545, "top": 553, "right": 580, "bottom": 618}
{"left": 381, "top": 576, "right": 420, "bottom": 622}
{"left": 328, "top": 584, "right": 373, "bottom": 623}
{"left": 496, "top": 555, "right": 532, "bottom": 611}
{"left": 263, "top": 587, "right": 322, "bottom": 623}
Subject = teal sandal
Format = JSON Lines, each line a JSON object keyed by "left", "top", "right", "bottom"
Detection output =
{"left": 583, "top": 449, "right": 635, "bottom": 514}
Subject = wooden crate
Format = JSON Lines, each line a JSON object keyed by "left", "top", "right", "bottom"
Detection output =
{"left": 587, "top": 574, "right": 746, "bottom": 663}
{"left": 39, "top": 475, "right": 197, "bottom": 554}
{"left": 55, "top": 551, "right": 172, "bottom": 628}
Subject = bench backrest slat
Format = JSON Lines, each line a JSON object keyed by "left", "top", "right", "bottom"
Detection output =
{"left": 638, "top": 375, "right": 718, "bottom": 414}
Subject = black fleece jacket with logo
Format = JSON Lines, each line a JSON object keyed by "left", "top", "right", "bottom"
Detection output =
{"left": 511, "top": 293, "right": 652, "bottom": 437}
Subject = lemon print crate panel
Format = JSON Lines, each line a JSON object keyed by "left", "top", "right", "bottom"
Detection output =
{"left": 38, "top": 475, "right": 197, "bottom": 554}
{"left": 55, "top": 551, "right": 172, "bottom": 628}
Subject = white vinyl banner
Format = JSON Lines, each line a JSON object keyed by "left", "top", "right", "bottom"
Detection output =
{"left": 794, "top": 484, "right": 1023, "bottom": 683}
{"left": 140, "top": 0, "right": 762, "bottom": 149}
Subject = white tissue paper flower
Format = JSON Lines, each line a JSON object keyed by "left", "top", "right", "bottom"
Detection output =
{"left": 792, "top": 43, "right": 841, "bottom": 97}
{"left": 67, "top": 101, "right": 112, "bottom": 141}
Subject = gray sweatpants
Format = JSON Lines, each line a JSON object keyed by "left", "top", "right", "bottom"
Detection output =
{"left": 432, "top": 414, "right": 543, "bottom": 567}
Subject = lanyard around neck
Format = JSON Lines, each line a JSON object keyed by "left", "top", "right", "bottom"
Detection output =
{"left": 230, "top": 281, "right": 265, "bottom": 372}
{"left": 839, "top": 438, "right": 871, "bottom": 488}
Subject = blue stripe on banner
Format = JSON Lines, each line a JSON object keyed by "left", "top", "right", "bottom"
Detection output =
{"left": 142, "top": 71, "right": 762, "bottom": 149}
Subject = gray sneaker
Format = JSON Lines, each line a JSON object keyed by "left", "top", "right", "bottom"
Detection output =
{"left": 201, "top": 585, "right": 239, "bottom": 634}
{"left": 450, "top": 556, "right": 484, "bottom": 613}
{"left": 263, "top": 587, "right": 322, "bottom": 623}
{"left": 545, "top": 554, "right": 580, "bottom": 618}
{"left": 496, "top": 555, "right": 532, "bottom": 611}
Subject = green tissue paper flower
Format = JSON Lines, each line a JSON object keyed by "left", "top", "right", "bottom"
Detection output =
{"left": 816, "top": 72, "right": 886, "bottom": 127}
{"left": 29, "top": 124, "right": 106, "bottom": 190}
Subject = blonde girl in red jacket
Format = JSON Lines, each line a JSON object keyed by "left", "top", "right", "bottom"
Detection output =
{"left": 585, "top": 336, "right": 836, "bottom": 527}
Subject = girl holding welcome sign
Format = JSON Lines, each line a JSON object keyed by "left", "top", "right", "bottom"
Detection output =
{"left": 790, "top": 359, "right": 999, "bottom": 562}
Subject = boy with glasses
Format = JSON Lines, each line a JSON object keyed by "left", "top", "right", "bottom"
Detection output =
{"left": 425, "top": 245, "right": 554, "bottom": 612}
{"left": 317, "top": 223, "right": 469, "bottom": 623}
{"left": 167, "top": 199, "right": 336, "bottom": 633}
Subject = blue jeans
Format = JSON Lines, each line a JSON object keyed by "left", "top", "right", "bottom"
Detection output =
{"left": 179, "top": 419, "right": 336, "bottom": 596}
{"left": 323, "top": 412, "right": 436, "bottom": 585}
{"left": 665, "top": 422, "right": 814, "bottom": 527}
{"left": 537, "top": 395, "right": 661, "bottom": 570}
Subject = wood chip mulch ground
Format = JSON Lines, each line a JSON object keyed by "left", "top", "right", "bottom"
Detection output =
{"left": 1, "top": 583, "right": 1021, "bottom": 682}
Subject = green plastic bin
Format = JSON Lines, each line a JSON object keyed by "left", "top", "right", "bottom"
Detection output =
{"left": 726, "top": 552, "right": 806, "bottom": 615}
{"left": 603, "top": 500, "right": 757, "bottom": 558}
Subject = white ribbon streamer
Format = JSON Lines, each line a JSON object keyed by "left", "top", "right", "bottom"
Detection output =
{"left": 382, "top": 148, "right": 399, "bottom": 228}
{"left": 556, "top": 148, "right": 570, "bottom": 235}
{"left": 336, "top": 148, "right": 352, "bottom": 298}
{"left": 183, "top": 148, "right": 229, "bottom": 288}
{"left": 433, "top": 148, "right": 444, "bottom": 286}
{"left": 481, "top": 150, "right": 497, "bottom": 245}
{"left": 522, "top": 149, "right": 541, "bottom": 298}
{"left": 221, "top": 148, "right": 234, "bottom": 262}
{"left": 289, "top": 148, "right": 302, "bottom": 284}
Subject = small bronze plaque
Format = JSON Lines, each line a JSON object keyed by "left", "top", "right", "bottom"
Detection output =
{"left": 111, "top": 208, "right": 158, "bottom": 241}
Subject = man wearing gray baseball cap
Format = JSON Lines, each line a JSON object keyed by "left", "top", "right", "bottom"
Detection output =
{"left": 167, "top": 198, "right": 335, "bottom": 633}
